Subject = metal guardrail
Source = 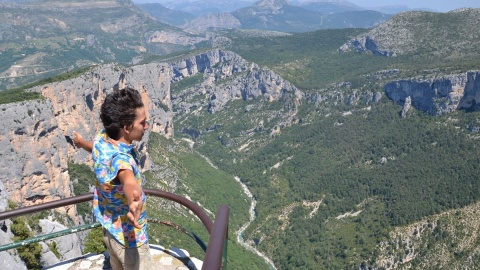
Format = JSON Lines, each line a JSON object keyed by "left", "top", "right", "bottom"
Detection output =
{"left": 0, "top": 189, "right": 229, "bottom": 270}
{"left": 0, "top": 222, "right": 101, "bottom": 252}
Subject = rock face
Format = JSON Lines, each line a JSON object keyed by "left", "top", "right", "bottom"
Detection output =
{"left": 339, "top": 9, "right": 480, "bottom": 58}
{"left": 171, "top": 52, "right": 302, "bottom": 114}
{"left": 32, "top": 61, "right": 175, "bottom": 168}
{"left": 384, "top": 71, "right": 480, "bottom": 115}
{"left": 38, "top": 219, "right": 83, "bottom": 263}
{"left": 0, "top": 99, "right": 75, "bottom": 216}
{"left": 0, "top": 181, "right": 28, "bottom": 270}
{"left": 207, "top": 62, "right": 301, "bottom": 113}
{"left": 147, "top": 30, "right": 207, "bottom": 46}
{"left": 374, "top": 200, "right": 480, "bottom": 269}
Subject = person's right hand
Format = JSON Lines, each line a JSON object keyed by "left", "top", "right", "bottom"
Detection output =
{"left": 72, "top": 131, "right": 83, "bottom": 148}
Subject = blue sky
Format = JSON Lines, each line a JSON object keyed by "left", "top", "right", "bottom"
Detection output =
{"left": 342, "top": 0, "right": 480, "bottom": 12}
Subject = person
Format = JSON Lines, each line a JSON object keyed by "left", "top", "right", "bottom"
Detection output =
{"left": 72, "top": 87, "right": 151, "bottom": 270}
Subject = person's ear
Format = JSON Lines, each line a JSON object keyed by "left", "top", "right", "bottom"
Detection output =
{"left": 123, "top": 124, "right": 132, "bottom": 134}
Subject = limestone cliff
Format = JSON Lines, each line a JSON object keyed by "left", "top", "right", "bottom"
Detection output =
{"left": 0, "top": 49, "right": 298, "bottom": 212}
{"left": 384, "top": 71, "right": 480, "bottom": 115}
{"left": 0, "top": 99, "right": 75, "bottom": 216}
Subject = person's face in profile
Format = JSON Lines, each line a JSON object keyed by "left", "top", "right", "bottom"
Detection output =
{"left": 126, "top": 107, "right": 148, "bottom": 143}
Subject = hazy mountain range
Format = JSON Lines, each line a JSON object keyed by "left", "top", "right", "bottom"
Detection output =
{"left": 140, "top": 0, "right": 394, "bottom": 33}
{"left": 132, "top": 0, "right": 422, "bottom": 16}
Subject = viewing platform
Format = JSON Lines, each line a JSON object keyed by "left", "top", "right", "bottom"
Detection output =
{"left": 46, "top": 244, "right": 202, "bottom": 270}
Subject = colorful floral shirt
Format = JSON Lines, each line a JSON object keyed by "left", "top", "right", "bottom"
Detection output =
{"left": 92, "top": 130, "right": 148, "bottom": 248}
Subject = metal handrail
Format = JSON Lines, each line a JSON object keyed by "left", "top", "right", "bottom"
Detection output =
{"left": 144, "top": 188, "right": 214, "bottom": 234}
{"left": 0, "top": 189, "right": 229, "bottom": 270}
{"left": 0, "top": 193, "right": 93, "bottom": 220}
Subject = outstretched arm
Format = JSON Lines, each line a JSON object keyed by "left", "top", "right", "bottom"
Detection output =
{"left": 72, "top": 131, "right": 93, "bottom": 152}
{"left": 117, "top": 169, "right": 144, "bottom": 229}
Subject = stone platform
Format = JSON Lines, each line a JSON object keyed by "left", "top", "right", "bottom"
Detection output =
{"left": 44, "top": 244, "right": 203, "bottom": 270}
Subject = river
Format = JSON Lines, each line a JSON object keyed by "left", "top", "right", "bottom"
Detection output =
{"left": 234, "top": 176, "right": 277, "bottom": 270}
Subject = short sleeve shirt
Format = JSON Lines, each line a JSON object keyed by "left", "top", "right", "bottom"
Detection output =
{"left": 92, "top": 130, "right": 148, "bottom": 248}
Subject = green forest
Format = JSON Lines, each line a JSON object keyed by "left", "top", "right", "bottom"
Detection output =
{"left": 179, "top": 98, "right": 480, "bottom": 269}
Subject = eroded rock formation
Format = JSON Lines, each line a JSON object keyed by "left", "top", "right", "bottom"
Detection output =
{"left": 384, "top": 71, "right": 480, "bottom": 115}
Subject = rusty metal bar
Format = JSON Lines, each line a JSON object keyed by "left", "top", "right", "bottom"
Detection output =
{"left": 147, "top": 218, "right": 207, "bottom": 252}
{"left": 0, "top": 193, "right": 93, "bottom": 220}
{"left": 144, "top": 188, "right": 214, "bottom": 234}
{"left": 202, "top": 205, "right": 229, "bottom": 270}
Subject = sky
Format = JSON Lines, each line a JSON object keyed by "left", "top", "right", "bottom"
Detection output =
{"left": 326, "top": 0, "right": 480, "bottom": 12}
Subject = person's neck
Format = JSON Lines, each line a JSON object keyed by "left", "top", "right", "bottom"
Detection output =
{"left": 117, "top": 137, "right": 132, "bottom": 145}
{"left": 115, "top": 130, "right": 132, "bottom": 145}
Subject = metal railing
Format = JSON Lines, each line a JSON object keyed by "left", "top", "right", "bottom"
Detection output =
{"left": 0, "top": 189, "right": 229, "bottom": 270}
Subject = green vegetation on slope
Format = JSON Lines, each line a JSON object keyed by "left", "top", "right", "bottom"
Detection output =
{"left": 145, "top": 132, "right": 270, "bottom": 270}
{"left": 188, "top": 98, "right": 480, "bottom": 269}
{"left": 0, "top": 66, "right": 93, "bottom": 104}
{"left": 0, "top": 88, "right": 42, "bottom": 105}
{"left": 7, "top": 201, "right": 42, "bottom": 270}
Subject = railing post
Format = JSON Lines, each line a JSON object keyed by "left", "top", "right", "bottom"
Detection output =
{"left": 202, "top": 205, "right": 229, "bottom": 270}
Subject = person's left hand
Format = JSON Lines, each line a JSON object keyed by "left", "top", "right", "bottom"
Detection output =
{"left": 127, "top": 189, "right": 143, "bottom": 229}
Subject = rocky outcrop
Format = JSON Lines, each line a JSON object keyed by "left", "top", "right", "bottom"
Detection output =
{"left": 339, "top": 9, "right": 480, "bottom": 58}
{"left": 306, "top": 86, "right": 383, "bottom": 108}
{"left": 401, "top": 96, "right": 412, "bottom": 118}
{"left": 38, "top": 219, "right": 82, "bottom": 263}
{"left": 171, "top": 49, "right": 248, "bottom": 80}
{"left": 209, "top": 62, "right": 302, "bottom": 113}
{"left": 170, "top": 51, "right": 303, "bottom": 115}
{"left": 339, "top": 35, "right": 396, "bottom": 57}
{"left": 0, "top": 221, "right": 28, "bottom": 270}
{"left": 147, "top": 30, "right": 208, "bottom": 46}
{"left": 374, "top": 200, "right": 480, "bottom": 269}
{"left": 384, "top": 71, "right": 480, "bottom": 115}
